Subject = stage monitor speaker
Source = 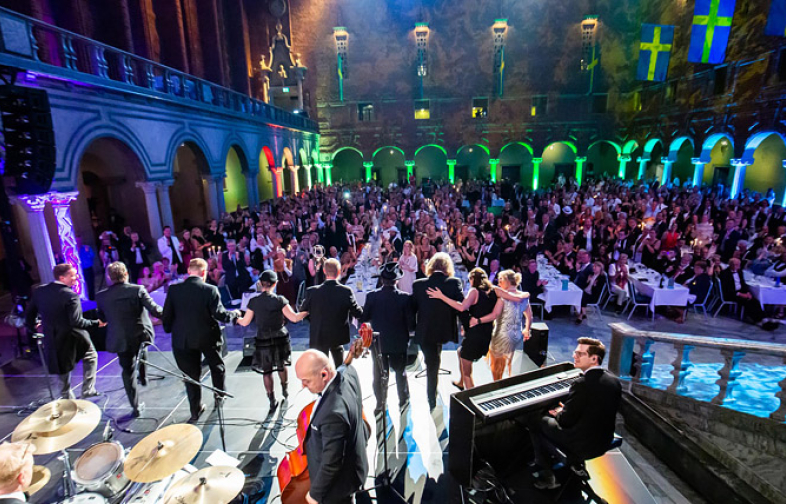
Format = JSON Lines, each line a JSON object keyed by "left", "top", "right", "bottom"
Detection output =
{"left": 524, "top": 322, "right": 548, "bottom": 367}
{"left": 0, "top": 86, "right": 56, "bottom": 194}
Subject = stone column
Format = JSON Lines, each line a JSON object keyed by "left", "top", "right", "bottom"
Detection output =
{"left": 363, "top": 162, "right": 374, "bottom": 183}
{"left": 660, "top": 157, "right": 674, "bottom": 186}
{"left": 48, "top": 192, "right": 87, "bottom": 299}
{"left": 730, "top": 159, "right": 749, "bottom": 199}
{"left": 245, "top": 172, "right": 260, "bottom": 208}
{"left": 489, "top": 159, "right": 500, "bottom": 183}
{"left": 204, "top": 177, "right": 220, "bottom": 220}
{"left": 447, "top": 159, "right": 457, "bottom": 184}
{"left": 214, "top": 175, "right": 226, "bottom": 214}
{"left": 532, "top": 157, "right": 543, "bottom": 190}
{"left": 692, "top": 158, "right": 705, "bottom": 187}
{"left": 289, "top": 165, "right": 300, "bottom": 194}
{"left": 272, "top": 167, "right": 284, "bottom": 198}
{"left": 135, "top": 182, "right": 163, "bottom": 239}
{"left": 636, "top": 157, "right": 649, "bottom": 180}
{"left": 404, "top": 160, "right": 415, "bottom": 180}
{"left": 575, "top": 156, "right": 587, "bottom": 186}
{"left": 324, "top": 163, "right": 333, "bottom": 186}
{"left": 303, "top": 164, "right": 313, "bottom": 189}
{"left": 618, "top": 155, "right": 631, "bottom": 179}
{"left": 14, "top": 195, "right": 55, "bottom": 284}
{"left": 316, "top": 164, "right": 325, "bottom": 184}
{"left": 156, "top": 180, "right": 175, "bottom": 229}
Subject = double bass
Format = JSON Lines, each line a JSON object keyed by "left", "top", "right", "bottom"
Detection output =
{"left": 276, "top": 324, "right": 374, "bottom": 504}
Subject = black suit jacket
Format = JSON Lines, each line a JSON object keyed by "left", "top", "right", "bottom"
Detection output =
{"left": 411, "top": 272, "right": 463, "bottom": 345}
{"left": 25, "top": 282, "right": 98, "bottom": 375}
{"left": 555, "top": 368, "right": 621, "bottom": 459}
{"left": 302, "top": 280, "right": 363, "bottom": 349}
{"left": 719, "top": 268, "right": 749, "bottom": 301}
{"left": 221, "top": 251, "right": 253, "bottom": 296}
{"left": 686, "top": 273, "right": 712, "bottom": 302}
{"left": 361, "top": 285, "right": 415, "bottom": 354}
{"left": 305, "top": 365, "right": 369, "bottom": 503}
{"left": 162, "top": 276, "right": 236, "bottom": 350}
{"left": 96, "top": 282, "right": 163, "bottom": 354}
{"left": 521, "top": 270, "right": 543, "bottom": 297}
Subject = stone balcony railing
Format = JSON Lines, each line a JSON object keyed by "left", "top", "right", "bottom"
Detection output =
{"left": 608, "top": 322, "right": 786, "bottom": 423}
{"left": 0, "top": 6, "right": 317, "bottom": 132}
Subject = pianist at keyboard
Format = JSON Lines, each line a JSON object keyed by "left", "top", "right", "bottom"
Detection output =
{"left": 527, "top": 337, "right": 621, "bottom": 490}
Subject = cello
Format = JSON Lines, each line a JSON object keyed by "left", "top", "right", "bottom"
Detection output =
{"left": 276, "top": 324, "right": 374, "bottom": 504}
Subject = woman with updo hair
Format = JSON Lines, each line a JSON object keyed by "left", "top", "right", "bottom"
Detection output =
{"left": 470, "top": 269, "right": 532, "bottom": 381}
{"left": 427, "top": 267, "right": 497, "bottom": 390}
{"left": 237, "top": 270, "right": 308, "bottom": 410}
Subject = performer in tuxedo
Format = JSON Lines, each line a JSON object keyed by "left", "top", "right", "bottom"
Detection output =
{"left": 528, "top": 337, "right": 621, "bottom": 490}
{"left": 360, "top": 262, "right": 415, "bottom": 413}
{"left": 301, "top": 258, "right": 363, "bottom": 369}
{"left": 295, "top": 349, "right": 369, "bottom": 504}
{"left": 162, "top": 258, "right": 239, "bottom": 423}
{"left": 0, "top": 442, "right": 35, "bottom": 503}
{"left": 96, "top": 262, "right": 163, "bottom": 417}
{"left": 25, "top": 264, "right": 104, "bottom": 399}
{"left": 411, "top": 252, "right": 463, "bottom": 410}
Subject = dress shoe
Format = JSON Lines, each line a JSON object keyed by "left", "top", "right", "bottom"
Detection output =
{"left": 374, "top": 404, "right": 385, "bottom": 416}
{"left": 533, "top": 471, "right": 560, "bottom": 490}
{"left": 187, "top": 403, "right": 206, "bottom": 424}
{"left": 132, "top": 402, "right": 145, "bottom": 418}
{"left": 82, "top": 390, "right": 102, "bottom": 399}
{"left": 399, "top": 398, "right": 410, "bottom": 411}
{"left": 138, "top": 377, "right": 148, "bottom": 387}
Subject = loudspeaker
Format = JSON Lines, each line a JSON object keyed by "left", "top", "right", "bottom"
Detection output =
{"left": 524, "top": 322, "right": 549, "bottom": 367}
{"left": 0, "top": 86, "right": 56, "bottom": 194}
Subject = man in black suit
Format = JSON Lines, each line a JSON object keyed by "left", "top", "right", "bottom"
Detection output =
{"left": 570, "top": 249, "right": 593, "bottom": 289}
{"left": 162, "top": 258, "right": 240, "bottom": 423}
{"left": 361, "top": 263, "right": 415, "bottom": 413}
{"left": 528, "top": 338, "right": 621, "bottom": 490}
{"left": 295, "top": 350, "right": 369, "bottom": 504}
{"left": 719, "top": 257, "right": 764, "bottom": 324}
{"left": 301, "top": 258, "right": 363, "bottom": 369}
{"left": 96, "top": 262, "right": 163, "bottom": 417}
{"left": 411, "top": 252, "right": 464, "bottom": 410}
{"left": 475, "top": 232, "right": 500, "bottom": 274}
{"left": 25, "top": 264, "right": 105, "bottom": 399}
{"left": 0, "top": 442, "right": 35, "bottom": 503}
{"left": 522, "top": 259, "right": 547, "bottom": 297}
{"left": 221, "top": 239, "right": 253, "bottom": 299}
{"left": 718, "top": 219, "right": 742, "bottom": 263}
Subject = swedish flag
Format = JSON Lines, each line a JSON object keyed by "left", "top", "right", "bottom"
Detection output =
{"left": 688, "top": 0, "right": 736, "bottom": 64}
{"left": 498, "top": 45, "right": 505, "bottom": 97}
{"left": 765, "top": 0, "right": 786, "bottom": 37}
{"left": 337, "top": 54, "right": 344, "bottom": 101}
{"left": 637, "top": 24, "right": 674, "bottom": 81}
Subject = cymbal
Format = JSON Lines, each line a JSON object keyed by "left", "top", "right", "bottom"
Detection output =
{"left": 125, "top": 424, "right": 203, "bottom": 483}
{"left": 12, "top": 400, "right": 101, "bottom": 454}
{"left": 161, "top": 466, "right": 244, "bottom": 504}
{"left": 27, "top": 465, "right": 50, "bottom": 496}
{"left": 15, "top": 399, "right": 78, "bottom": 435}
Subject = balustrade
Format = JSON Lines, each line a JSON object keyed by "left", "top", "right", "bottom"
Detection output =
{"left": 608, "top": 322, "right": 786, "bottom": 422}
{"left": 0, "top": 7, "right": 316, "bottom": 132}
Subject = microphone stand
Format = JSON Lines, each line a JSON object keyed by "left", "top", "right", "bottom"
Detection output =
{"left": 359, "top": 333, "right": 407, "bottom": 503}
{"left": 137, "top": 356, "right": 233, "bottom": 451}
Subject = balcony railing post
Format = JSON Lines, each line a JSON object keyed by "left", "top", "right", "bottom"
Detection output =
{"left": 89, "top": 45, "right": 108, "bottom": 79}
{"left": 119, "top": 54, "right": 134, "bottom": 84}
{"left": 27, "top": 22, "right": 39, "bottom": 61}
{"left": 712, "top": 349, "right": 746, "bottom": 405}
{"left": 59, "top": 33, "right": 77, "bottom": 70}
{"left": 668, "top": 344, "right": 694, "bottom": 395}
{"left": 770, "top": 357, "right": 786, "bottom": 422}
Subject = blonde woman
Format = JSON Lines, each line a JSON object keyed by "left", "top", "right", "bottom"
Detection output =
{"left": 470, "top": 270, "right": 532, "bottom": 381}
{"left": 398, "top": 240, "right": 418, "bottom": 294}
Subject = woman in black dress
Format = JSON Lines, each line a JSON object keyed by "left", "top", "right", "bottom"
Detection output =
{"left": 237, "top": 270, "right": 308, "bottom": 410}
{"left": 427, "top": 267, "right": 497, "bottom": 390}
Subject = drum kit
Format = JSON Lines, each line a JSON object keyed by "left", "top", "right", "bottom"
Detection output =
{"left": 11, "top": 399, "right": 245, "bottom": 504}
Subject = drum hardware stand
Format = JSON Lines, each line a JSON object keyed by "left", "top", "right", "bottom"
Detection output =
{"left": 359, "top": 334, "right": 407, "bottom": 504}
{"left": 60, "top": 448, "right": 77, "bottom": 497}
{"left": 33, "top": 333, "right": 56, "bottom": 402}
{"left": 137, "top": 356, "right": 233, "bottom": 451}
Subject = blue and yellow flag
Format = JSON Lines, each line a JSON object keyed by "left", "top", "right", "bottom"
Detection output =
{"left": 688, "top": 0, "right": 736, "bottom": 64}
{"left": 587, "top": 43, "right": 600, "bottom": 94}
{"left": 337, "top": 54, "right": 344, "bottom": 102}
{"left": 498, "top": 45, "right": 505, "bottom": 97}
{"left": 765, "top": 0, "right": 786, "bottom": 37}
{"left": 637, "top": 24, "right": 674, "bottom": 81}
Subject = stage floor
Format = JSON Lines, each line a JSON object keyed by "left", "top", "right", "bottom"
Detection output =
{"left": 0, "top": 306, "right": 755, "bottom": 503}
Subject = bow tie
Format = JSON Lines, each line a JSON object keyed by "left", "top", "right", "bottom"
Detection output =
{"left": 317, "top": 392, "right": 323, "bottom": 397}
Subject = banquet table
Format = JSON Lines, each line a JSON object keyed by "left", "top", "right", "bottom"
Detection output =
{"left": 535, "top": 261, "right": 583, "bottom": 313}
{"left": 628, "top": 264, "right": 689, "bottom": 316}
{"left": 745, "top": 273, "right": 786, "bottom": 309}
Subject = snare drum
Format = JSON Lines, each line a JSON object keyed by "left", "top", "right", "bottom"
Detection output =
{"left": 72, "top": 442, "right": 131, "bottom": 498}
{"left": 58, "top": 493, "right": 109, "bottom": 503}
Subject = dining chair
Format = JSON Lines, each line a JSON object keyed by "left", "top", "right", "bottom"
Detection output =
{"left": 713, "top": 278, "right": 744, "bottom": 319}
{"left": 626, "top": 281, "right": 651, "bottom": 320}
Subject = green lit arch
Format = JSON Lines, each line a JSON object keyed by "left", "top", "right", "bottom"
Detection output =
{"left": 332, "top": 146, "right": 364, "bottom": 161}
{"left": 587, "top": 140, "right": 621, "bottom": 156}
{"left": 414, "top": 144, "right": 448, "bottom": 158}
{"left": 500, "top": 142, "right": 535, "bottom": 157}
{"left": 541, "top": 141, "right": 578, "bottom": 156}
{"left": 622, "top": 140, "right": 639, "bottom": 155}
{"left": 372, "top": 146, "right": 406, "bottom": 159}
{"left": 643, "top": 138, "right": 663, "bottom": 157}
{"left": 456, "top": 144, "right": 491, "bottom": 157}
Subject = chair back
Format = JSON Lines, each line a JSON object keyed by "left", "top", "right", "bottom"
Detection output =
{"left": 699, "top": 279, "right": 713, "bottom": 306}
{"left": 715, "top": 277, "right": 727, "bottom": 303}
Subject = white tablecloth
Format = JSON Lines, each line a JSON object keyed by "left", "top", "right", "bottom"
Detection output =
{"left": 746, "top": 278, "right": 786, "bottom": 308}
{"left": 538, "top": 283, "right": 583, "bottom": 313}
{"left": 346, "top": 272, "right": 379, "bottom": 307}
{"left": 150, "top": 287, "right": 166, "bottom": 308}
{"left": 628, "top": 266, "right": 690, "bottom": 310}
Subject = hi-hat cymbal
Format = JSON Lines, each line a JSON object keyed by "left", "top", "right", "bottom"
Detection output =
{"left": 12, "top": 400, "right": 101, "bottom": 454}
{"left": 15, "top": 399, "right": 78, "bottom": 435}
{"left": 125, "top": 424, "right": 203, "bottom": 483}
{"left": 161, "top": 466, "right": 244, "bottom": 504}
{"left": 27, "top": 465, "right": 50, "bottom": 496}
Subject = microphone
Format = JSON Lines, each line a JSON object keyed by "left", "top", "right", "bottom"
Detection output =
{"left": 102, "top": 420, "right": 114, "bottom": 442}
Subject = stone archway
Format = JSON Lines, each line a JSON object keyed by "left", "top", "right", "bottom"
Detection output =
{"left": 259, "top": 146, "right": 276, "bottom": 201}
{"left": 224, "top": 145, "right": 249, "bottom": 212}
{"left": 171, "top": 142, "right": 211, "bottom": 231}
